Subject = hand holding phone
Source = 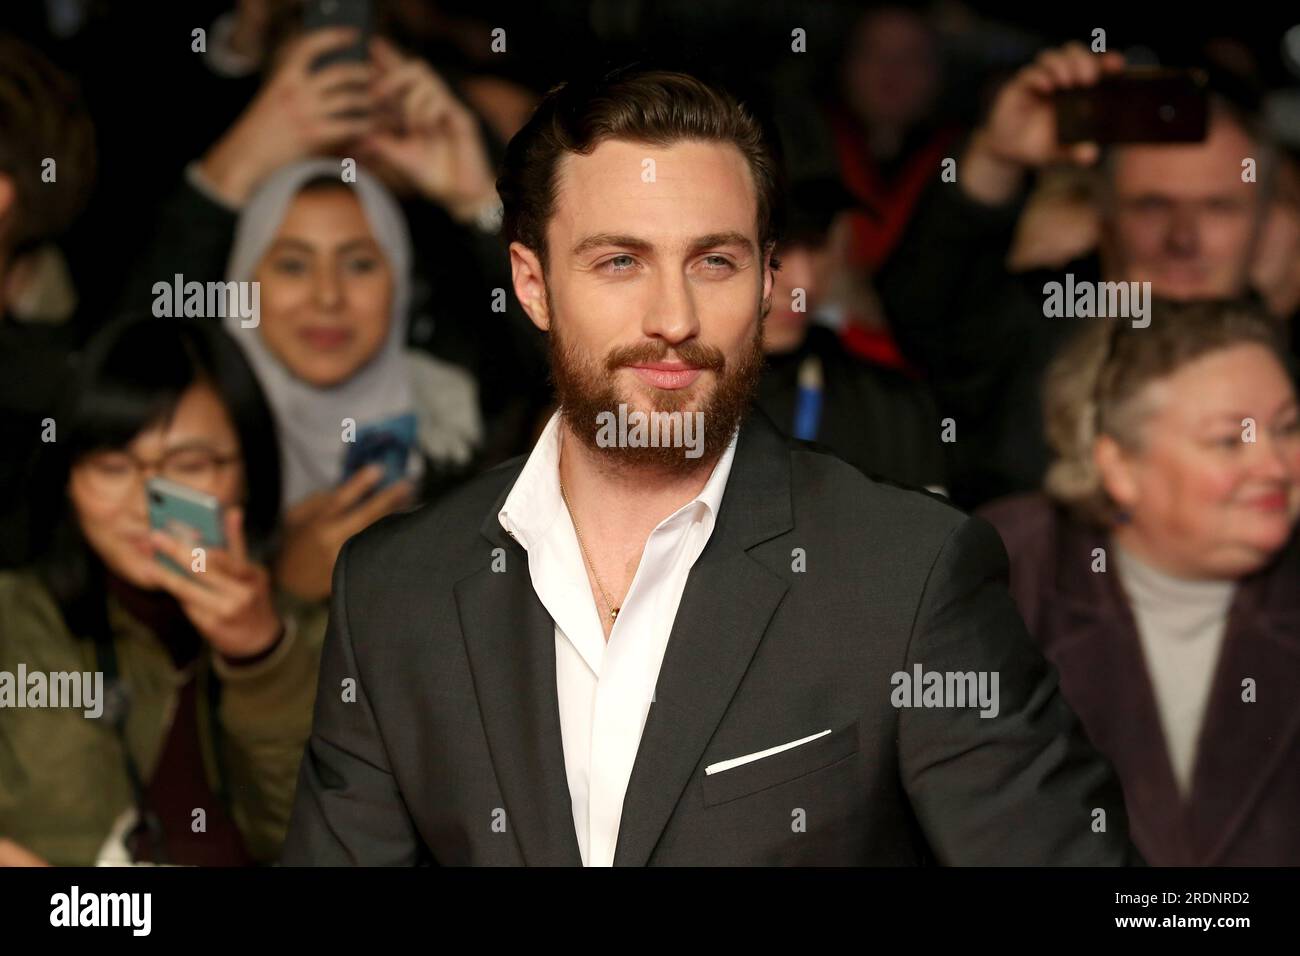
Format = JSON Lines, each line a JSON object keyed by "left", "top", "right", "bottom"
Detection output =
{"left": 147, "top": 493, "right": 283, "bottom": 660}
{"left": 273, "top": 464, "right": 415, "bottom": 602}
{"left": 196, "top": 26, "right": 375, "bottom": 205}
{"left": 960, "top": 42, "right": 1127, "bottom": 205}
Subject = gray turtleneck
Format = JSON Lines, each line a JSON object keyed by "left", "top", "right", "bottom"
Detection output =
{"left": 1112, "top": 542, "right": 1236, "bottom": 797}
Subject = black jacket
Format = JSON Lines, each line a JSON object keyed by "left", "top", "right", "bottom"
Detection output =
{"left": 875, "top": 176, "right": 1100, "bottom": 508}
{"left": 757, "top": 324, "right": 948, "bottom": 491}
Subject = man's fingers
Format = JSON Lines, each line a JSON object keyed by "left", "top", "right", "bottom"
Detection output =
{"left": 1098, "top": 50, "right": 1127, "bottom": 75}
{"left": 1034, "top": 50, "right": 1073, "bottom": 89}
{"left": 1059, "top": 42, "right": 1094, "bottom": 85}
{"left": 1018, "top": 64, "right": 1056, "bottom": 97}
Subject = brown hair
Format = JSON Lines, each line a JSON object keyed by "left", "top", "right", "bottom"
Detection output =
{"left": 1043, "top": 298, "right": 1291, "bottom": 524}
{"left": 496, "top": 65, "right": 784, "bottom": 268}
{"left": 0, "top": 34, "right": 96, "bottom": 251}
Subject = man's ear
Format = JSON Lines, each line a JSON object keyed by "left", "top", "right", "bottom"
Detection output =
{"left": 1094, "top": 433, "right": 1140, "bottom": 511}
{"left": 509, "top": 241, "right": 551, "bottom": 333}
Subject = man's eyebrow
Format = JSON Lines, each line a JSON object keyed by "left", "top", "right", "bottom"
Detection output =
{"left": 570, "top": 231, "right": 756, "bottom": 257}
{"left": 688, "top": 231, "right": 756, "bottom": 255}
{"left": 571, "top": 234, "right": 654, "bottom": 257}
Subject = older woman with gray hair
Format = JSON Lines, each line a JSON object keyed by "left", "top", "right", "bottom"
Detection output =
{"left": 980, "top": 298, "right": 1300, "bottom": 866}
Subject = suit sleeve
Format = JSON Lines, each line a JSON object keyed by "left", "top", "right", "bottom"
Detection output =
{"left": 281, "top": 537, "right": 427, "bottom": 865}
{"left": 897, "top": 514, "right": 1143, "bottom": 865}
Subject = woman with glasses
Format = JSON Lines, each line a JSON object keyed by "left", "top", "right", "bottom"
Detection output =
{"left": 0, "top": 315, "right": 326, "bottom": 867}
{"left": 979, "top": 298, "right": 1300, "bottom": 865}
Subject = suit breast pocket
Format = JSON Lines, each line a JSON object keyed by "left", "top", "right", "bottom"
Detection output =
{"left": 701, "top": 718, "right": 861, "bottom": 808}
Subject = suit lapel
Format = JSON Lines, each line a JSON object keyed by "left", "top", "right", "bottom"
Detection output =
{"left": 613, "top": 408, "right": 794, "bottom": 865}
{"left": 454, "top": 480, "right": 583, "bottom": 866}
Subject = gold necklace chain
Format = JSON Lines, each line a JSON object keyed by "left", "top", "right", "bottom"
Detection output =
{"left": 559, "top": 477, "right": 620, "bottom": 622}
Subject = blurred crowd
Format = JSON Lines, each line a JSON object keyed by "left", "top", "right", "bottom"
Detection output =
{"left": 1, "top": 1, "right": 1298, "bottom": 866}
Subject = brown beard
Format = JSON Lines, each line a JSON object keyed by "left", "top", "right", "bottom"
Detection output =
{"left": 546, "top": 290, "right": 768, "bottom": 477}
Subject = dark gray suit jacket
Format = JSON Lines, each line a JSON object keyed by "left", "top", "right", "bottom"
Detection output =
{"left": 282, "top": 407, "right": 1139, "bottom": 865}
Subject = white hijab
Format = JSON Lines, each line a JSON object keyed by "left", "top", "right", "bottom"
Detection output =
{"left": 223, "top": 159, "right": 419, "bottom": 510}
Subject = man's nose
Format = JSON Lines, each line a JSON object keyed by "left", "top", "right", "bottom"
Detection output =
{"left": 1165, "top": 205, "right": 1201, "bottom": 256}
{"left": 642, "top": 271, "right": 700, "bottom": 343}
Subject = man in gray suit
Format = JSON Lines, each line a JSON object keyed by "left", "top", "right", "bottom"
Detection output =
{"left": 282, "top": 65, "right": 1139, "bottom": 866}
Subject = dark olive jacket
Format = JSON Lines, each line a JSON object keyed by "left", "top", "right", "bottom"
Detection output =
{"left": 0, "top": 570, "right": 327, "bottom": 865}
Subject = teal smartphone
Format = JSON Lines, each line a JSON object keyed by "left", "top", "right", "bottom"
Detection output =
{"left": 146, "top": 477, "right": 226, "bottom": 577}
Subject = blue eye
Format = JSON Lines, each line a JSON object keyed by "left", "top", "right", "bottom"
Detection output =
{"left": 601, "top": 255, "right": 637, "bottom": 273}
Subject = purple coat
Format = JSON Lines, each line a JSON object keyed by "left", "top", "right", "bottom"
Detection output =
{"left": 980, "top": 493, "right": 1300, "bottom": 866}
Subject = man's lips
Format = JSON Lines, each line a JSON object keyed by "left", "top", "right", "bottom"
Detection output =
{"left": 299, "top": 327, "right": 354, "bottom": 350}
{"left": 627, "top": 362, "right": 705, "bottom": 389}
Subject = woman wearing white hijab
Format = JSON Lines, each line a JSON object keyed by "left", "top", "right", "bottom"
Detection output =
{"left": 224, "top": 158, "right": 482, "bottom": 601}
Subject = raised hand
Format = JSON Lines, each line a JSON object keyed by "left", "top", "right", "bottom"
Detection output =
{"left": 199, "top": 27, "right": 377, "bottom": 206}
{"left": 358, "top": 37, "right": 499, "bottom": 223}
{"left": 147, "top": 506, "right": 283, "bottom": 661}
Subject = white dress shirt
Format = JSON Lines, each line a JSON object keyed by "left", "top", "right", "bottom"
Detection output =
{"left": 497, "top": 409, "right": 739, "bottom": 866}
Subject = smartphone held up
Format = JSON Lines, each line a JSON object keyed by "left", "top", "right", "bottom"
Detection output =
{"left": 1055, "top": 67, "right": 1209, "bottom": 145}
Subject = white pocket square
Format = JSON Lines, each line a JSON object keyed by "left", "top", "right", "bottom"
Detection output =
{"left": 704, "top": 729, "right": 832, "bottom": 775}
